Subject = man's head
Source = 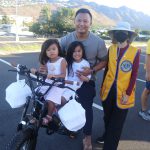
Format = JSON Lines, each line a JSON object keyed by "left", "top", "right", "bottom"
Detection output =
{"left": 74, "top": 8, "right": 92, "bottom": 35}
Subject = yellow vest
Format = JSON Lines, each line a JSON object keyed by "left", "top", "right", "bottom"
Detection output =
{"left": 100, "top": 44, "right": 138, "bottom": 109}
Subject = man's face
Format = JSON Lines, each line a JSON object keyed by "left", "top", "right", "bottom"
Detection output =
{"left": 74, "top": 13, "right": 92, "bottom": 34}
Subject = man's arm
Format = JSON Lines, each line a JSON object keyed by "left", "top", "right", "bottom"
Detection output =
{"left": 92, "top": 56, "right": 108, "bottom": 73}
{"left": 59, "top": 36, "right": 68, "bottom": 56}
{"left": 92, "top": 39, "right": 108, "bottom": 72}
{"left": 78, "top": 39, "right": 108, "bottom": 76}
{"left": 78, "top": 55, "right": 108, "bottom": 76}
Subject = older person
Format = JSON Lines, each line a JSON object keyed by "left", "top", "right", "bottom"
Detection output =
{"left": 96, "top": 21, "right": 140, "bottom": 150}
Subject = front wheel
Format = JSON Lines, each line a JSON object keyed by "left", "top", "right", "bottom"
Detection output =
{"left": 6, "top": 127, "right": 37, "bottom": 150}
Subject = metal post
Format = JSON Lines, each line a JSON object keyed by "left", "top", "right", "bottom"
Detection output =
{"left": 15, "top": 0, "right": 19, "bottom": 42}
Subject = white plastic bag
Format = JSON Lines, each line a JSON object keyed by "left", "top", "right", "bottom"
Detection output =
{"left": 58, "top": 99, "right": 86, "bottom": 131}
{"left": 5, "top": 79, "right": 32, "bottom": 108}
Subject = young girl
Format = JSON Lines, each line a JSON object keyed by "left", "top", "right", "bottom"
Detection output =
{"left": 31, "top": 39, "right": 67, "bottom": 125}
{"left": 62, "top": 41, "right": 91, "bottom": 102}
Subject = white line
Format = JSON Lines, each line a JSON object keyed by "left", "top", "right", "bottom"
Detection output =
{"left": 137, "top": 78, "right": 145, "bottom": 82}
{"left": 0, "top": 58, "right": 13, "bottom": 67}
{"left": 93, "top": 103, "right": 103, "bottom": 110}
{"left": 140, "top": 62, "right": 145, "bottom": 65}
{"left": 0, "top": 58, "right": 38, "bottom": 79}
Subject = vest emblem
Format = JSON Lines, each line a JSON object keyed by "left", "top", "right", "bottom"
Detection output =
{"left": 120, "top": 60, "right": 132, "bottom": 72}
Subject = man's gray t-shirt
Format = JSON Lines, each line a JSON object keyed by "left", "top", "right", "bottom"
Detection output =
{"left": 59, "top": 31, "right": 107, "bottom": 67}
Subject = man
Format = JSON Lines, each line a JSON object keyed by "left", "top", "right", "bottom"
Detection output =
{"left": 59, "top": 8, "right": 107, "bottom": 150}
{"left": 139, "top": 39, "right": 150, "bottom": 121}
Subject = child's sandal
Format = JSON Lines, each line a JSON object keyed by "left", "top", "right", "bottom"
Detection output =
{"left": 42, "top": 115, "right": 52, "bottom": 125}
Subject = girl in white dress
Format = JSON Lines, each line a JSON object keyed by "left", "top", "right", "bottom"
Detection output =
{"left": 31, "top": 39, "right": 67, "bottom": 125}
{"left": 62, "top": 41, "right": 91, "bottom": 101}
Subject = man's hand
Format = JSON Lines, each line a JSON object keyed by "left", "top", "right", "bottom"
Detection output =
{"left": 47, "top": 74, "right": 55, "bottom": 79}
{"left": 39, "top": 65, "right": 47, "bottom": 74}
{"left": 77, "top": 74, "right": 89, "bottom": 82}
{"left": 77, "top": 67, "right": 92, "bottom": 76}
{"left": 30, "top": 68, "right": 37, "bottom": 74}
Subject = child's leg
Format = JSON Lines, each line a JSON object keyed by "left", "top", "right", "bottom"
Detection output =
{"left": 141, "top": 88, "right": 150, "bottom": 111}
{"left": 61, "top": 89, "right": 73, "bottom": 106}
{"left": 47, "top": 100, "right": 55, "bottom": 116}
{"left": 43, "top": 100, "right": 55, "bottom": 125}
{"left": 61, "top": 96, "right": 67, "bottom": 106}
{"left": 56, "top": 96, "right": 67, "bottom": 110}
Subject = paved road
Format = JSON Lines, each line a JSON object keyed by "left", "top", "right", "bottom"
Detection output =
{"left": 0, "top": 50, "right": 150, "bottom": 150}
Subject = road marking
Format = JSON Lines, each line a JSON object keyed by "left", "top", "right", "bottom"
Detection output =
{"left": 93, "top": 103, "right": 103, "bottom": 110}
{"left": 137, "top": 79, "right": 145, "bottom": 82}
{"left": 140, "top": 62, "right": 145, "bottom": 65}
{"left": 0, "top": 58, "right": 13, "bottom": 67}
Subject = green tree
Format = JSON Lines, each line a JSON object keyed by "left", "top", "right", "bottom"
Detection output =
{"left": 50, "top": 8, "right": 74, "bottom": 34}
{"left": 30, "top": 7, "right": 75, "bottom": 36}
{"left": 38, "top": 6, "right": 51, "bottom": 24}
{"left": 1, "top": 15, "right": 10, "bottom": 24}
{"left": 140, "top": 30, "right": 150, "bottom": 35}
{"left": 30, "top": 6, "right": 51, "bottom": 35}
{"left": 29, "top": 23, "right": 41, "bottom": 35}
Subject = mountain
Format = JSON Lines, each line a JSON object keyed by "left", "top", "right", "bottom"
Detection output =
{"left": 89, "top": 5, "right": 150, "bottom": 30}
{"left": 47, "top": 0, "right": 150, "bottom": 30}
{"left": 1, "top": 0, "right": 150, "bottom": 30}
{"left": 0, "top": 0, "right": 47, "bottom": 6}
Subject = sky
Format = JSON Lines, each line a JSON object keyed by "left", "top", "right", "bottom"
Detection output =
{"left": 85, "top": 0, "right": 150, "bottom": 16}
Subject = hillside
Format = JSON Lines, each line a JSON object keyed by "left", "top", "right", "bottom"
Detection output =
{"left": 48, "top": 0, "right": 150, "bottom": 30}
{"left": 0, "top": 4, "right": 55, "bottom": 21}
{"left": 0, "top": 4, "right": 115, "bottom": 27}
{"left": 0, "top": 0, "right": 150, "bottom": 30}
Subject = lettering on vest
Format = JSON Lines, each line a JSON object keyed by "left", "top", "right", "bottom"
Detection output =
{"left": 120, "top": 60, "right": 132, "bottom": 72}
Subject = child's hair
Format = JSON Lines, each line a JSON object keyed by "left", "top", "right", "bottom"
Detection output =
{"left": 66, "top": 41, "right": 86, "bottom": 75}
{"left": 39, "top": 39, "right": 62, "bottom": 65}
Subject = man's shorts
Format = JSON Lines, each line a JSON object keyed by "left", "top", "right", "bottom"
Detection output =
{"left": 146, "top": 81, "right": 150, "bottom": 90}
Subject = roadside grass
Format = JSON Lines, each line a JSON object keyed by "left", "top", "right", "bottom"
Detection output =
{"left": 0, "top": 41, "right": 147, "bottom": 54}
{"left": 132, "top": 41, "right": 147, "bottom": 47}
{"left": 0, "top": 42, "right": 42, "bottom": 53}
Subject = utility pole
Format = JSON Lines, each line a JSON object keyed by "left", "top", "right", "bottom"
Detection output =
{"left": 15, "top": 0, "right": 19, "bottom": 42}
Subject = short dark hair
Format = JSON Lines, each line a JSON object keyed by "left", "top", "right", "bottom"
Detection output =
{"left": 75, "top": 8, "right": 92, "bottom": 20}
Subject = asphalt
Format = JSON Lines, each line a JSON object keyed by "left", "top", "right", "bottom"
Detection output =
{"left": 0, "top": 47, "right": 150, "bottom": 150}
